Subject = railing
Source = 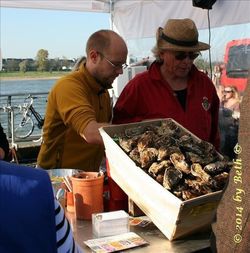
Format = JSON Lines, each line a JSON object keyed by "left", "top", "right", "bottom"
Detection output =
{"left": 0, "top": 92, "right": 48, "bottom": 146}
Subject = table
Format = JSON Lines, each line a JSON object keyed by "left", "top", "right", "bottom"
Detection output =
{"left": 66, "top": 211, "right": 212, "bottom": 253}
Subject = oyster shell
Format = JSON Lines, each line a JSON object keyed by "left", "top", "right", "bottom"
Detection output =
{"left": 212, "top": 172, "right": 229, "bottom": 190}
{"left": 163, "top": 166, "right": 183, "bottom": 190}
{"left": 170, "top": 152, "right": 190, "bottom": 174}
{"left": 157, "top": 145, "right": 181, "bottom": 161}
{"left": 129, "top": 147, "right": 141, "bottom": 166}
{"left": 185, "top": 179, "right": 212, "bottom": 195}
{"left": 157, "top": 121, "right": 181, "bottom": 137}
{"left": 140, "top": 147, "right": 158, "bottom": 169}
{"left": 182, "top": 190, "right": 200, "bottom": 200}
{"left": 185, "top": 152, "right": 204, "bottom": 164}
{"left": 137, "top": 131, "right": 156, "bottom": 152}
{"left": 204, "top": 161, "right": 231, "bottom": 175}
{"left": 119, "top": 136, "right": 138, "bottom": 153}
{"left": 148, "top": 160, "right": 171, "bottom": 177}
{"left": 154, "top": 135, "right": 176, "bottom": 149}
{"left": 190, "top": 163, "right": 211, "bottom": 183}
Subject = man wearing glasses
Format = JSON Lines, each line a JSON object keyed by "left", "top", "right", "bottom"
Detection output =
{"left": 113, "top": 18, "right": 220, "bottom": 150}
{"left": 37, "top": 30, "right": 128, "bottom": 171}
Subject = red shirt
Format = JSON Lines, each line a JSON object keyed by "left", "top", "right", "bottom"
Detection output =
{"left": 113, "top": 62, "right": 220, "bottom": 150}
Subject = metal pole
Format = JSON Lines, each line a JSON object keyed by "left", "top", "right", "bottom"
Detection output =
{"left": 7, "top": 95, "right": 11, "bottom": 138}
{"left": 109, "top": 0, "right": 114, "bottom": 30}
{"left": 10, "top": 107, "right": 17, "bottom": 149}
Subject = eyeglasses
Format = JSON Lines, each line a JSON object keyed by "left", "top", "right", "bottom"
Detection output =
{"left": 174, "top": 51, "right": 200, "bottom": 61}
{"left": 224, "top": 90, "right": 233, "bottom": 93}
{"left": 98, "top": 51, "right": 128, "bottom": 70}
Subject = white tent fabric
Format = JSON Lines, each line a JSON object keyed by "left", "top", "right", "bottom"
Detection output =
{"left": 112, "top": 0, "right": 250, "bottom": 39}
{"left": 1, "top": 0, "right": 250, "bottom": 40}
{"left": 1, "top": 0, "right": 110, "bottom": 13}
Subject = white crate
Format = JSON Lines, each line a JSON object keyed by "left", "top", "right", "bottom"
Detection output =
{"left": 99, "top": 118, "right": 222, "bottom": 240}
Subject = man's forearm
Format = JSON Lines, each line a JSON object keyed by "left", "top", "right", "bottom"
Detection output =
{"left": 80, "top": 121, "right": 110, "bottom": 145}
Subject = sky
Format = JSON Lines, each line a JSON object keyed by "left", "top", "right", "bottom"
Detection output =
{"left": 1, "top": 7, "right": 111, "bottom": 60}
{"left": 1, "top": 7, "right": 250, "bottom": 62}
{"left": 128, "top": 23, "right": 250, "bottom": 62}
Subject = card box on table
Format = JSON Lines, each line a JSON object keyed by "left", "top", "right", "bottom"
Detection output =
{"left": 92, "top": 210, "right": 129, "bottom": 238}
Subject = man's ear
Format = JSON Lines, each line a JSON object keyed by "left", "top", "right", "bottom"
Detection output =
{"left": 89, "top": 50, "right": 99, "bottom": 64}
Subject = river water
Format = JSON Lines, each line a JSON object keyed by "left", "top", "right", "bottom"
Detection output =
{"left": 0, "top": 78, "right": 57, "bottom": 95}
{"left": 0, "top": 79, "right": 58, "bottom": 139}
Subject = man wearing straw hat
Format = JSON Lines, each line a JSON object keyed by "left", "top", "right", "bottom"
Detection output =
{"left": 113, "top": 18, "right": 220, "bottom": 149}
{"left": 112, "top": 18, "right": 220, "bottom": 211}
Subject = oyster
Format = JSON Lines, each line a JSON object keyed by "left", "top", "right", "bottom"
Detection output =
{"left": 185, "top": 152, "right": 204, "bottom": 164}
{"left": 212, "top": 172, "right": 229, "bottom": 190}
{"left": 139, "top": 147, "right": 158, "bottom": 169}
{"left": 204, "top": 161, "right": 231, "bottom": 175}
{"left": 190, "top": 163, "right": 211, "bottom": 183}
{"left": 157, "top": 146, "right": 169, "bottom": 161}
{"left": 157, "top": 145, "right": 181, "bottom": 161}
{"left": 200, "top": 141, "right": 216, "bottom": 154}
{"left": 201, "top": 154, "right": 218, "bottom": 166}
{"left": 173, "top": 184, "right": 188, "bottom": 198}
{"left": 163, "top": 166, "right": 183, "bottom": 190}
{"left": 125, "top": 126, "right": 144, "bottom": 138}
{"left": 148, "top": 160, "right": 171, "bottom": 177}
{"left": 178, "top": 135, "right": 204, "bottom": 155}
{"left": 157, "top": 121, "right": 180, "bottom": 137}
{"left": 170, "top": 152, "right": 190, "bottom": 174}
{"left": 137, "top": 131, "right": 156, "bottom": 152}
{"left": 129, "top": 147, "right": 141, "bottom": 166}
{"left": 119, "top": 136, "right": 138, "bottom": 153}
{"left": 185, "top": 179, "right": 212, "bottom": 195}
{"left": 182, "top": 190, "right": 200, "bottom": 200}
{"left": 154, "top": 135, "right": 176, "bottom": 149}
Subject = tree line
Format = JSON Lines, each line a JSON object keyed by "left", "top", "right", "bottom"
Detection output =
{"left": 1, "top": 49, "right": 76, "bottom": 73}
{"left": 1, "top": 48, "right": 216, "bottom": 74}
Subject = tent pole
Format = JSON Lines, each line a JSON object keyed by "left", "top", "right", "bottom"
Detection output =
{"left": 109, "top": 0, "right": 114, "bottom": 30}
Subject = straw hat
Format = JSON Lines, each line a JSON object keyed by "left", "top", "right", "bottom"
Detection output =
{"left": 158, "top": 18, "right": 210, "bottom": 52}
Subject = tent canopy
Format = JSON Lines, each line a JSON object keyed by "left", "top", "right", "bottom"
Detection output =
{"left": 1, "top": 0, "right": 250, "bottom": 40}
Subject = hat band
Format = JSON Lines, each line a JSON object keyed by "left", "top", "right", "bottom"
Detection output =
{"left": 161, "top": 32, "right": 198, "bottom": 47}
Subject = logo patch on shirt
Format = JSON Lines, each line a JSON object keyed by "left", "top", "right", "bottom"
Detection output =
{"left": 202, "top": 97, "right": 210, "bottom": 111}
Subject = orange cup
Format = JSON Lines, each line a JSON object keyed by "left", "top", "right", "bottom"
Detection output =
{"left": 71, "top": 172, "right": 104, "bottom": 220}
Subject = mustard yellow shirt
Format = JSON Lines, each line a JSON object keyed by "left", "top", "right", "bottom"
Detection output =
{"left": 37, "top": 64, "right": 112, "bottom": 171}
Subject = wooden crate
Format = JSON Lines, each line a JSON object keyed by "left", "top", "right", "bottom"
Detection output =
{"left": 99, "top": 119, "right": 222, "bottom": 240}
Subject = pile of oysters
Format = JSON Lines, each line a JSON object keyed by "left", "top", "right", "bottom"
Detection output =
{"left": 115, "top": 119, "right": 232, "bottom": 201}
